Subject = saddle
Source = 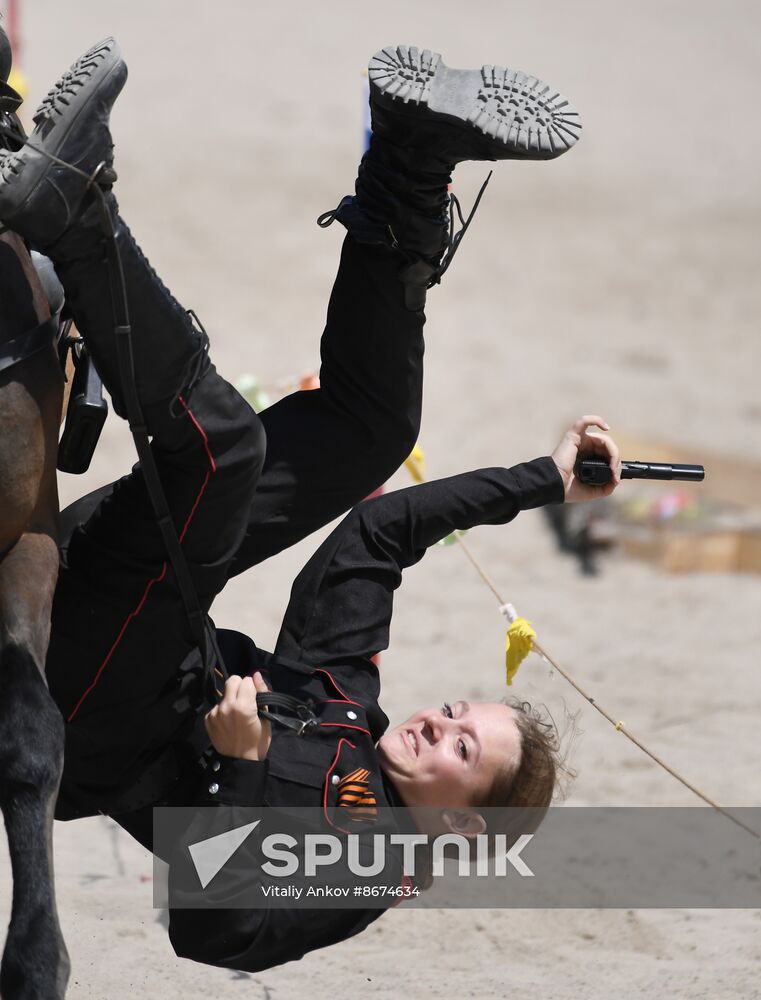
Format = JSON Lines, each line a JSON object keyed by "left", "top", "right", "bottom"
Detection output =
{"left": 0, "top": 79, "right": 108, "bottom": 474}
{"left": 0, "top": 250, "right": 108, "bottom": 474}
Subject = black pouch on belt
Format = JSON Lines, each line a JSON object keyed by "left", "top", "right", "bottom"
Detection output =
{"left": 57, "top": 336, "right": 108, "bottom": 474}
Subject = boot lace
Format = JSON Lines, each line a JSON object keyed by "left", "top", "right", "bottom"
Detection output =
{"left": 316, "top": 172, "right": 493, "bottom": 289}
{"left": 169, "top": 309, "right": 211, "bottom": 417}
{"left": 428, "top": 170, "right": 493, "bottom": 288}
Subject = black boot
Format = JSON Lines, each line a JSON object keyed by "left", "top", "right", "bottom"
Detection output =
{"left": 47, "top": 192, "right": 211, "bottom": 419}
{"left": 321, "top": 44, "right": 582, "bottom": 309}
{"left": 0, "top": 36, "right": 208, "bottom": 417}
{"left": 0, "top": 38, "right": 126, "bottom": 246}
{"left": 367, "top": 45, "right": 581, "bottom": 162}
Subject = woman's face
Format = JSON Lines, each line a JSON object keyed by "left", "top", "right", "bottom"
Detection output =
{"left": 376, "top": 700, "right": 521, "bottom": 809}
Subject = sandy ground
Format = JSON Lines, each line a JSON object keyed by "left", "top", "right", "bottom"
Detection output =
{"left": 1, "top": 0, "right": 761, "bottom": 996}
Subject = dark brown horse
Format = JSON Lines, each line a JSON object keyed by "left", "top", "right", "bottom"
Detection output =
{"left": 0, "top": 233, "right": 70, "bottom": 1000}
{"left": 0, "top": 29, "right": 70, "bottom": 1000}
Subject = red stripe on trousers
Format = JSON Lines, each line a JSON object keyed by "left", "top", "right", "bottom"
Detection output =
{"left": 67, "top": 398, "right": 215, "bottom": 722}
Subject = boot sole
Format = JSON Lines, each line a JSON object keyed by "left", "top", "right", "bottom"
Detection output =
{"left": 369, "top": 45, "right": 581, "bottom": 159}
{"left": 0, "top": 38, "right": 126, "bottom": 227}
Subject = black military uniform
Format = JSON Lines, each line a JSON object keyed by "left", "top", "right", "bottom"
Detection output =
{"left": 47, "top": 231, "right": 423, "bottom": 811}
{"left": 44, "top": 206, "right": 563, "bottom": 971}
{"left": 0, "top": 27, "right": 584, "bottom": 976}
{"left": 163, "top": 454, "right": 562, "bottom": 972}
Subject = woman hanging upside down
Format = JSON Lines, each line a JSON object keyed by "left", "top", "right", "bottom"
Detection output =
{"left": 0, "top": 37, "right": 617, "bottom": 978}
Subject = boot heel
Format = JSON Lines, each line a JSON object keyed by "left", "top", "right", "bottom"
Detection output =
{"left": 369, "top": 46, "right": 440, "bottom": 106}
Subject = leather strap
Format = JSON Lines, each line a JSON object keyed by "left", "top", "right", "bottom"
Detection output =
{"left": 89, "top": 181, "right": 225, "bottom": 705}
{"left": 256, "top": 691, "right": 319, "bottom": 737}
{"left": 0, "top": 317, "right": 57, "bottom": 375}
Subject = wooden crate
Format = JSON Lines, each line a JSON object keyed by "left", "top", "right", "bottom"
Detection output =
{"left": 610, "top": 432, "right": 761, "bottom": 573}
{"left": 738, "top": 531, "right": 761, "bottom": 573}
{"left": 622, "top": 527, "right": 761, "bottom": 574}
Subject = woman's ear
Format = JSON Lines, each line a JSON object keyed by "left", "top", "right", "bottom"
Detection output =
{"left": 440, "top": 808, "right": 486, "bottom": 838}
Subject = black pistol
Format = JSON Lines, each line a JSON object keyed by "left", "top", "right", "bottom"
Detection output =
{"left": 576, "top": 456, "right": 705, "bottom": 486}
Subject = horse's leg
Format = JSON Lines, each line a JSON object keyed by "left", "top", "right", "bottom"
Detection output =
{"left": 0, "top": 535, "right": 68, "bottom": 1000}
{"left": 0, "top": 233, "right": 69, "bottom": 998}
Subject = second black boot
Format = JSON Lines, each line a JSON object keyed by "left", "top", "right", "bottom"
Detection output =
{"left": 48, "top": 193, "right": 212, "bottom": 420}
{"left": 0, "top": 37, "right": 210, "bottom": 417}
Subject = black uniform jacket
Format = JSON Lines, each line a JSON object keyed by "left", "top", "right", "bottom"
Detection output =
{"left": 123, "top": 457, "right": 564, "bottom": 972}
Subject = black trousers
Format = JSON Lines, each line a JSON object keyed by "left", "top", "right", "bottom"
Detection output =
{"left": 46, "top": 233, "right": 424, "bottom": 805}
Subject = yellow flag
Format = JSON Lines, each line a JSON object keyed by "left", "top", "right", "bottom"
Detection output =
{"left": 505, "top": 617, "right": 536, "bottom": 685}
{"left": 404, "top": 443, "right": 426, "bottom": 483}
{"left": 8, "top": 68, "right": 27, "bottom": 102}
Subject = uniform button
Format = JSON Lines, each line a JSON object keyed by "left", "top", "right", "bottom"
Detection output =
{"left": 211, "top": 760, "right": 221, "bottom": 772}
{"left": 208, "top": 782, "right": 220, "bottom": 795}
{"left": 331, "top": 774, "right": 340, "bottom": 786}
{"left": 346, "top": 710, "right": 358, "bottom": 720}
